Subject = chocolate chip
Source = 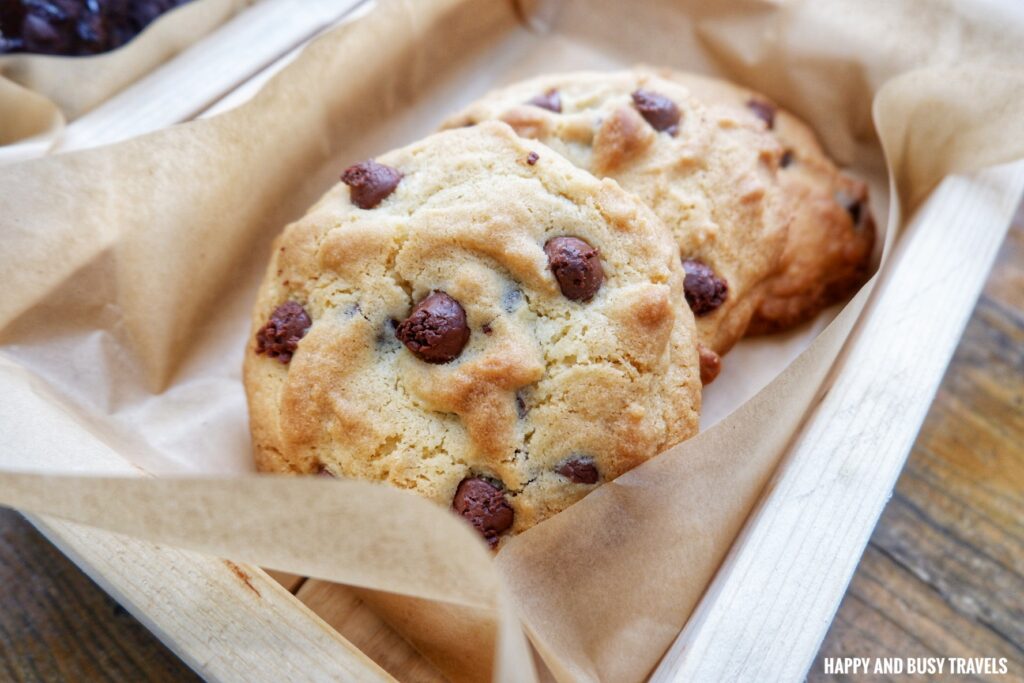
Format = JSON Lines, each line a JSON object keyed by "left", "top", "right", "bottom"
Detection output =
{"left": 556, "top": 456, "right": 599, "bottom": 484}
{"left": 502, "top": 287, "right": 523, "bottom": 312}
{"left": 747, "top": 99, "right": 776, "bottom": 129}
{"left": 526, "top": 151, "right": 539, "bottom": 165}
{"left": 526, "top": 89, "right": 562, "bottom": 113}
{"left": 631, "top": 89, "right": 680, "bottom": 135}
{"left": 341, "top": 160, "right": 402, "bottom": 209}
{"left": 698, "top": 344, "right": 721, "bottom": 384}
{"left": 255, "top": 301, "right": 311, "bottom": 364}
{"left": 835, "top": 189, "right": 865, "bottom": 228}
{"left": 780, "top": 150, "right": 795, "bottom": 168}
{"left": 482, "top": 323, "right": 493, "bottom": 335}
{"left": 544, "top": 236, "right": 604, "bottom": 302}
{"left": 682, "top": 260, "right": 728, "bottom": 316}
{"left": 451, "top": 478, "right": 514, "bottom": 547}
{"left": 395, "top": 291, "right": 470, "bottom": 363}
{"left": 515, "top": 392, "right": 528, "bottom": 419}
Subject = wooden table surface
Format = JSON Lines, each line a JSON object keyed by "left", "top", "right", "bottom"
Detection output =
{"left": 0, "top": 204, "right": 1021, "bottom": 682}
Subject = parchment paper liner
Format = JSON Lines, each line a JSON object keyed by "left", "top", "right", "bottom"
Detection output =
{"left": 1, "top": 0, "right": 1023, "bottom": 681}
{"left": 0, "top": 0, "right": 249, "bottom": 146}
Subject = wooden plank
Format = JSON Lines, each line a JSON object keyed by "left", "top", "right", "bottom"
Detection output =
{"left": 810, "top": 544, "right": 1021, "bottom": 678}
{"left": 295, "top": 581, "right": 446, "bottom": 683}
{"left": 810, "top": 204, "right": 1024, "bottom": 680}
{"left": 31, "top": 517, "right": 395, "bottom": 683}
{"left": 652, "top": 162, "right": 1024, "bottom": 682}
{"left": 0, "top": 509, "right": 201, "bottom": 682}
{"left": 264, "top": 570, "right": 307, "bottom": 593}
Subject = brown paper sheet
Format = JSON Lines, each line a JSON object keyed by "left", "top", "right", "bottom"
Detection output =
{"left": 0, "top": 0, "right": 1023, "bottom": 681}
{"left": 0, "top": 0, "right": 249, "bottom": 146}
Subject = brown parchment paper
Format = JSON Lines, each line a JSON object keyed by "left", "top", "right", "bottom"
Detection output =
{"left": 0, "top": 0, "right": 1023, "bottom": 682}
{"left": 0, "top": 0, "right": 249, "bottom": 146}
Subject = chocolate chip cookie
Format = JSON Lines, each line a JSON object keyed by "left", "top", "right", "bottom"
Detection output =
{"left": 244, "top": 122, "right": 702, "bottom": 547}
{"left": 662, "top": 71, "right": 875, "bottom": 333}
{"left": 444, "top": 69, "right": 793, "bottom": 379}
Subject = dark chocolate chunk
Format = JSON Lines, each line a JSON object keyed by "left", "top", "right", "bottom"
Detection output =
{"left": 556, "top": 456, "right": 599, "bottom": 484}
{"left": 631, "top": 89, "right": 681, "bottom": 135}
{"left": 698, "top": 344, "right": 721, "bottom": 385}
{"left": 526, "top": 89, "right": 562, "bottom": 113}
{"left": 395, "top": 291, "right": 470, "bottom": 364}
{"left": 526, "top": 151, "right": 539, "bottom": 165}
{"left": 515, "top": 392, "right": 528, "bottom": 419}
{"left": 255, "top": 301, "right": 311, "bottom": 364}
{"left": 341, "top": 160, "right": 403, "bottom": 209}
{"left": 747, "top": 99, "right": 777, "bottom": 129}
{"left": 780, "top": 149, "right": 795, "bottom": 168}
{"left": 451, "top": 477, "right": 514, "bottom": 547}
{"left": 544, "top": 236, "right": 604, "bottom": 302}
{"left": 682, "top": 260, "right": 728, "bottom": 316}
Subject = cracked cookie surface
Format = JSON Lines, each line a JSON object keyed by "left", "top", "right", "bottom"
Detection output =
{"left": 445, "top": 69, "right": 792, "bottom": 363}
{"left": 244, "top": 122, "right": 701, "bottom": 546}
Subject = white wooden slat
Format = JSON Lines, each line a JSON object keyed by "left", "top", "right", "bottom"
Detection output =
{"left": 652, "top": 161, "right": 1024, "bottom": 683}
{"left": 197, "top": 0, "right": 378, "bottom": 120}
{"left": 30, "top": 516, "right": 395, "bottom": 683}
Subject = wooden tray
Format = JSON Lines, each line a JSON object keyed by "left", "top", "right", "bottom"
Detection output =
{"left": 19, "top": 1, "right": 1024, "bottom": 681}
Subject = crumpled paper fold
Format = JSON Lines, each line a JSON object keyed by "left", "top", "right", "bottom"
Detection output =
{"left": 0, "top": 0, "right": 248, "bottom": 147}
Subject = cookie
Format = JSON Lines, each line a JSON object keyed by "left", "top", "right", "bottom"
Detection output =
{"left": 444, "top": 69, "right": 793, "bottom": 378}
{"left": 659, "top": 70, "right": 876, "bottom": 333}
{"left": 244, "top": 122, "right": 702, "bottom": 547}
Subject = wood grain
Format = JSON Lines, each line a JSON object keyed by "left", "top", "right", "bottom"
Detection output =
{"left": 0, "top": 199, "right": 1019, "bottom": 681}
{"left": 30, "top": 515, "right": 395, "bottom": 683}
{"left": 809, "top": 202, "right": 1024, "bottom": 681}
{"left": 0, "top": 510, "right": 201, "bottom": 682}
{"left": 293, "top": 582, "right": 445, "bottom": 683}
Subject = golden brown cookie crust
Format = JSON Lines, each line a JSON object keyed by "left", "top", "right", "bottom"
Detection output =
{"left": 661, "top": 70, "right": 876, "bottom": 333}
{"left": 444, "top": 69, "right": 792, "bottom": 357}
{"left": 244, "top": 122, "right": 701, "bottom": 544}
